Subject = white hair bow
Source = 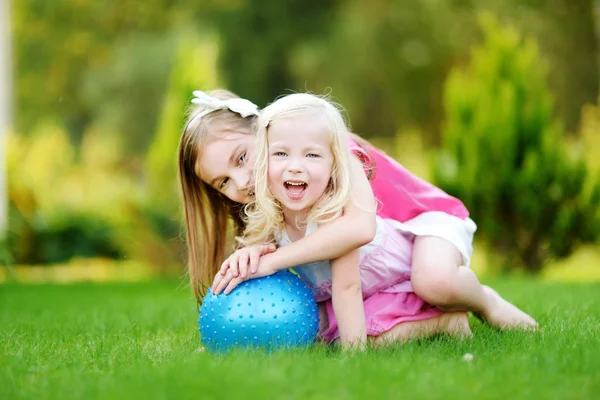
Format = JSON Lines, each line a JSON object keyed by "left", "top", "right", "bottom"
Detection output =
{"left": 190, "top": 91, "right": 259, "bottom": 121}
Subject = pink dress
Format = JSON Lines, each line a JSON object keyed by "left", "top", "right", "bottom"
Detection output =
{"left": 350, "top": 137, "right": 469, "bottom": 221}
{"left": 291, "top": 139, "right": 476, "bottom": 342}
{"left": 276, "top": 217, "right": 443, "bottom": 342}
{"left": 349, "top": 137, "right": 477, "bottom": 266}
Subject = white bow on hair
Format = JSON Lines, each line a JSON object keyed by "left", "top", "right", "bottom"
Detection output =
{"left": 191, "top": 90, "right": 259, "bottom": 120}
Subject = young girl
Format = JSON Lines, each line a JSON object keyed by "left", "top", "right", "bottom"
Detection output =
{"left": 179, "top": 89, "right": 537, "bottom": 330}
{"left": 227, "top": 93, "right": 472, "bottom": 348}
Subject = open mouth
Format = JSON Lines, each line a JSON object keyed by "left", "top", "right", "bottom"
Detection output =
{"left": 284, "top": 181, "right": 307, "bottom": 200}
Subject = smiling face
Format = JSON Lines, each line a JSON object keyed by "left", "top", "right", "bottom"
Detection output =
{"left": 267, "top": 113, "right": 334, "bottom": 219}
{"left": 196, "top": 119, "right": 256, "bottom": 204}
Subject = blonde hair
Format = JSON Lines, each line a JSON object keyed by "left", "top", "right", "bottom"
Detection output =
{"left": 240, "top": 93, "right": 353, "bottom": 247}
{"left": 178, "top": 89, "right": 256, "bottom": 303}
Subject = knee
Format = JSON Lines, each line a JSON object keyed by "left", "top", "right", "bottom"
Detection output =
{"left": 411, "top": 264, "right": 460, "bottom": 307}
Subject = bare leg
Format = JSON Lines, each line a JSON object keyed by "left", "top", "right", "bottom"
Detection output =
{"left": 411, "top": 236, "right": 538, "bottom": 330}
{"left": 373, "top": 312, "right": 471, "bottom": 346}
{"left": 480, "top": 285, "right": 538, "bottom": 329}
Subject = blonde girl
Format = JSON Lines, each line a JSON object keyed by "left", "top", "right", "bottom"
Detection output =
{"left": 223, "top": 93, "right": 474, "bottom": 348}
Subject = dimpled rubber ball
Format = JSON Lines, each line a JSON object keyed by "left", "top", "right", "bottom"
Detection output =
{"left": 199, "top": 270, "right": 319, "bottom": 353}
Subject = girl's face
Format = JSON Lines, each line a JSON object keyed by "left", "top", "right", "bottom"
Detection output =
{"left": 196, "top": 120, "right": 256, "bottom": 204}
{"left": 267, "top": 114, "right": 333, "bottom": 216}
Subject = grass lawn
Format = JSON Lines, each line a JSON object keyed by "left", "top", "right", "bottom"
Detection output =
{"left": 1, "top": 278, "right": 599, "bottom": 399}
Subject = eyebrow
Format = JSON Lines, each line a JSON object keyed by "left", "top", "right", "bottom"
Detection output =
{"left": 209, "top": 144, "right": 241, "bottom": 188}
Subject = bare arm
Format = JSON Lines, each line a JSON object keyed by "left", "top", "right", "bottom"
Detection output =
{"left": 262, "top": 156, "right": 377, "bottom": 272}
{"left": 212, "top": 157, "right": 377, "bottom": 295}
{"left": 331, "top": 247, "right": 366, "bottom": 351}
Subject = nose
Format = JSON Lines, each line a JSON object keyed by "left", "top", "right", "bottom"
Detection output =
{"left": 232, "top": 168, "right": 252, "bottom": 193}
{"left": 287, "top": 158, "right": 304, "bottom": 174}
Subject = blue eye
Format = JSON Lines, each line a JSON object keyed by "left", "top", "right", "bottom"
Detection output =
{"left": 307, "top": 153, "right": 320, "bottom": 158}
{"left": 238, "top": 152, "right": 247, "bottom": 165}
{"left": 274, "top": 151, "right": 287, "bottom": 157}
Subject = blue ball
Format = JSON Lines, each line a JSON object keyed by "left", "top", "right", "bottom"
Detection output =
{"left": 199, "top": 270, "right": 319, "bottom": 352}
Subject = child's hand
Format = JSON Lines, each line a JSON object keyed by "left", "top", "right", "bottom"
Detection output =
{"left": 212, "top": 252, "right": 278, "bottom": 295}
{"left": 218, "top": 244, "right": 277, "bottom": 280}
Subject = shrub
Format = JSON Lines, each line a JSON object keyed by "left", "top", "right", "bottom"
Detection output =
{"left": 434, "top": 14, "right": 600, "bottom": 273}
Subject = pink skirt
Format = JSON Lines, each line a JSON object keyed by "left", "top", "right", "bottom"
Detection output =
{"left": 320, "top": 292, "right": 443, "bottom": 343}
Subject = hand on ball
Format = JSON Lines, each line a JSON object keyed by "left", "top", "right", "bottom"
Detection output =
{"left": 212, "top": 249, "right": 278, "bottom": 295}
{"left": 218, "top": 244, "right": 277, "bottom": 279}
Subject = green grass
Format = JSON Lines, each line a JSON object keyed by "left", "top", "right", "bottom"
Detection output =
{"left": 1, "top": 279, "right": 599, "bottom": 400}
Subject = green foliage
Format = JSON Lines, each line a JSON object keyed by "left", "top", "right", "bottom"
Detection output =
{"left": 12, "top": 0, "right": 209, "bottom": 146}
{"left": 81, "top": 33, "right": 176, "bottom": 153}
{"left": 0, "top": 240, "right": 14, "bottom": 269}
{"left": 13, "top": 1, "right": 599, "bottom": 148}
{"left": 8, "top": 207, "right": 123, "bottom": 264}
{"left": 289, "top": 0, "right": 479, "bottom": 141}
{"left": 6, "top": 124, "right": 124, "bottom": 264}
{"left": 434, "top": 14, "right": 600, "bottom": 273}
{"left": 577, "top": 103, "right": 600, "bottom": 181}
{"left": 10, "top": 1, "right": 600, "bottom": 271}
{"left": 216, "top": 0, "right": 338, "bottom": 108}
{"left": 5, "top": 28, "right": 225, "bottom": 268}
{"left": 5, "top": 124, "right": 182, "bottom": 268}
{"left": 481, "top": 0, "right": 599, "bottom": 133}
{"left": 145, "top": 32, "right": 220, "bottom": 215}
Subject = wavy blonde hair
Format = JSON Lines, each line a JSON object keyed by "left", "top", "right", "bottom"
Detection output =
{"left": 240, "top": 93, "right": 353, "bottom": 247}
{"left": 178, "top": 89, "right": 256, "bottom": 303}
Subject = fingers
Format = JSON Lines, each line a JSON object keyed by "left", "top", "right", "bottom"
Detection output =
{"left": 213, "top": 270, "right": 234, "bottom": 295}
{"left": 228, "top": 253, "right": 240, "bottom": 278}
{"left": 214, "top": 245, "right": 277, "bottom": 292}
{"left": 223, "top": 275, "right": 244, "bottom": 295}
{"left": 213, "top": 269, "right": 245, "bottom": 296}
{"left": 212, "top": 271, "right": 224, "bottom": 293}
{"left": 219, "top": 258, "right": 230, "bottom": 276}
{"left": 249, "top": 250, "right": 260, "bottom": 274}
{"left": 239, "top": 253, "right": 250, "bottom": 279}
{"left": 250, "top": 244, "right": 276, "bottom": 274}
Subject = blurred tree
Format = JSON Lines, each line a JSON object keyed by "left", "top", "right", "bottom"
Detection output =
{"left": 579, "top": 104, "right": 600, "bottom": 175}
{"left": 6, "top": 124, "right": 125, "bottom": 264}
{"left": 81, "top": 33, "right": 176, "bottom": 153}
{"left": 145, "top": 31, "right": 220, "bottom": 217}
{"left": 13, "top": 0, "right": 600, "bottom": 149}
{"left": 216, "top": 0, "right": 339, "bottom": 108}
{"left": 293, "top": 0, "right": 599, "bottom": 140}
{"left": 434, "top": 14, "right": 600, "bottom": 273}
{"left": 595, "top": 0, "right": 600, "bottom": 68}
{"left": 482, "top": 0, "right": 599, "bottom": 133}
{"left": 290, "top": 0, "right": 477, "bottom": 142}
{"left": 6, "top": 122, "right": 184, "bottom": 268}
{"left": 11, "top": 0, "right": 210, "bottom": 148}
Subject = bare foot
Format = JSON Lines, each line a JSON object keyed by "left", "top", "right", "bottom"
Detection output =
{"left": 374, "top": 311, "right": 472, "bottom": 346}
{"left": 439, "top": 311, "right": 473, "bottom": 339}
{"left": 480, "top": 286, "right": 539, "bottom": 330}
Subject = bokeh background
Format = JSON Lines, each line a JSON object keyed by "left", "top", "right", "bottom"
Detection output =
{"left": 2, "top": 0, "right": 600, "bottom": 284}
